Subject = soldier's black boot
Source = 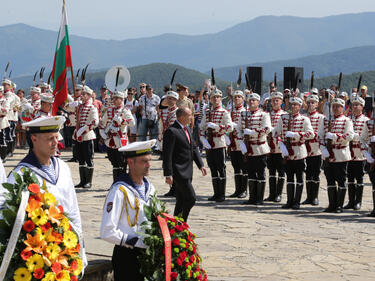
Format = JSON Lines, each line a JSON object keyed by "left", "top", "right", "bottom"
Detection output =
{"left": 302, "top": 181, "right": 312, "bottom": 205}
{"left": 75, "top": 166, "right": 86, "bottom": 188}
{"left": 6, "top": 142, "right": 12, "bottom": 157}
{"left": 208, "top": 178, "right": 219, "bottom": 201}
{"left": 311, "top": 181, "right": 320, "bottom": 206}
{"left": 229, "top": 174, "right": 242, "bottom": 197}
{"left": 83, "top": 167, "right": 94, "bottom": 188}
{"left": 237, "top": 174, "right": 248, "bottom": 198}
{"left": 367, "top": 189, "right": 375, "bottom": 217}
{"left": 354, "top": 184, "right": 363, "bottom": 210}
{"left": 243, "top": 180, "right": 257, "bottom": 205}
{"left": 274, "top": 177, "right": 285, "bottom": 202}
{"left": 164, "top": 183, "right": 176, "bottom": 197}
{"left": 343, "top": 183, "right": 355, "bottom": 209}
{"left": 256, "top": 181, "right": 266, "bottom": 205}
{"left": 292, "top": 183, "right": 303, "bottom": 210}
{"left": 324, "top": 186, "right": 337, "bottom": 212}
{"left": 264, "top": 176, "right": 276, "bottom": 201}
{"left": 335, "top": 187, "right": 346, "bottom": 213}
{"left": 0, "top": 146, "right": 7, "bottom": 161}
{"left": 216, "top": 177, "right": 226, "bottom": 202}
{"left": 282, "top": 183, "right": 294, "bottom": 209}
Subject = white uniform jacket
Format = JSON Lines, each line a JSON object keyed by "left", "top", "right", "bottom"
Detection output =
{"left": 0, "top": 96, "right": 10, "bottom": 130}
{"left": 228, "top": 105, "right": 246, "bottom": 152}
{"left": 350, "top": 114, "right": 370, "bottom": 161}
{"left": 73, "top": 100, "right": 99, "bottom": 142}
{"left": 306, "top": 110, "right": 325, "bottom": 157}
{"left": 269, "top": 109, "right": 286, "bottom": 154}
{"left": 100, "top": 173, "right": 156, "bottom": 249}
{"left": 158, "top": 106, "right": 178, "bottom": 150}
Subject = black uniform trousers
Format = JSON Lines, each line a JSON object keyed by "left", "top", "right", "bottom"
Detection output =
{"left": 347, "top": 161, "right": 365, "bottom": 184}
{"left": 173, "top": 176, "right": 196, "bottom": 221}
{"left": 324, "top": 162, "right": 347, "bottom": 188}
{"left": 368, "top": 167, "right": 375, "bottom": 192}
{"left": 207, "top": 148, "right": 226, "bottom": 178}
{"left": 0, "top": 130, "right": 6, "bottom": 146}
{"left": 107, "top": 147, "right": 126, "bottom": 171}
{"left": 112, "top": 245, "right": 144, "bottom": 281}
{"left": 77, "top": 140, "right": 94, "bottom": 167}
{"left": 64, "top": 126, "right": 75, "bottom": 148}
{"left": 305, "top": 156, "right": 322, "bottom": 182}
{"left": 267, "top": 153, "right": 285, "bottom": 178}
{"left": 285, "top": 159, "right": 305, "bottom": 183}
{"left": 230, "top": 151, "right": 246, "bottom": 174}
{"left": 247, "top": 155, "right": 267, "bottom": 181}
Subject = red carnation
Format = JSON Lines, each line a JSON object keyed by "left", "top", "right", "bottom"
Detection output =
{"left": 70, "top": 260, "right": 78, "bottom": 271}
{"left": 170, "top": 271, "right": 178, "bottom": 280}
{"left": 28, "top": 184, "right": 40, "bottom": 194}
{"left": 29, "top": 194, "right": 41, "bottom": 202}
{"left": 198, "top": 275, "right": 203, "bottom": 281}
{"left": 23, "top": 220, "right": 35, "bottom": 232}
{"left": 190, "top": 256, "right": 195, "bottom": 263}
{"left": 20, "top": 249, "right": 33, "bottom": 261}
{"left": 41, "top": 222, "right": 52, "bottom": 232}
{"left": 169, "top": 229, "right": 176, "bottom": 236}
{"left": 185, "top": 243, "right": 189, "bottom": 248}
{"left": 52, "top": 262, "right": 62, "bottom": 273}
{"left": 33, "top": 268, "right": 45, "bottom": 279}
{"left": 176, "top": 257, "right": 183, "bottom": 266}
{"left": 172, "top": 238, "right": 180, "bottom": 246}
{"left": 184, "top": 262, "right": 190, "bottom": 268}
{"left": 71, "top": 276, "right": 78, "bottom": 281}
{"left": 176, "top": 225, "right": 184, "bottom": 232}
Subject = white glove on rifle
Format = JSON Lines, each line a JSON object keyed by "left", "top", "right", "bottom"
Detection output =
{"left": 320, "top": 145, "right": 330, "bottom": 159}
{"left": 285, "top": 131, "right": 299, "bottom": 139}
{"left": 244, "top": 128, "right": 256, "bottom": 136}
{"left": 325, "top": 132, "right": 336, "bottom": 141}
{"left": 279, "top": 142, "right": 289, "bottom": 158}
{"left": 352, "top": 132, "right": 360, "bottom": 141}
{"left": 68, "top": 101, "right": 82, "bottom": 108}
{"left": 76, "top": 126, "right": 88, "bottom": 138}
{"left": 240, "top": 141, "right": 247, "bottom": 155}
{"left": 99, "top": 129, "right": 107, "bottom": 140}
{"left": 206, "top": 122, "right": 220, "bottom": 131}
{"left": 224, "top": 135, "right": 231, "bottom": 146}
{"left": 112, "top": 115, "right": 122, "bottom": 124}
{"left": 200, "top": 136, "right": 211, "bottom": 149}
{"left": 364, "top": 151, "right": 375, "bottom": 164}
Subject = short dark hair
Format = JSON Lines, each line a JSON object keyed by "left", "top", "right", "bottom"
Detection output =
{"left": 176, "top": 107, "right": 189, "bottom": 118}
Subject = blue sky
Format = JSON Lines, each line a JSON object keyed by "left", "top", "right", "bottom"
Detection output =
{"left": 2, "top": 0, "right": 375, "bottom": 39}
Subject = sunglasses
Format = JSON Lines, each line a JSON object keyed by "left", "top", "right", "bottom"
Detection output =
{"left": 140, "top": 86, "right": 146, "bottom": 88}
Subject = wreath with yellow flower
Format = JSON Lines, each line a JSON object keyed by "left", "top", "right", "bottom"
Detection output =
{"left": 0, "top": 168, "right": 83, "bottom": 281}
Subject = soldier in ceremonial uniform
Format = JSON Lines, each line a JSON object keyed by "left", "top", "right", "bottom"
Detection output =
{"left": 69, "top": 86, "right": 99, "bottom": 188}
{"left": 99, "top": 90, "right": 134, "bottom": 181}
{"left": 238, "top": 93, "right": 271, "bottom": 205}
{"left": 31, "top": 93, "right": 54, "bottom": 119}
{"left": 199, "top": 88, "right": 233, "bottom": 202}
{"left": 100, "top": 140, "right": 156, "bottom": 281}
{"left": 3, "top": 116, "right": 87, "bottom": 268}
{"left": 265, "top": 92, "right": 287, "bottom": 202}
{"left": 227, "top": 90, "right": 247, "bottom": 198}
{"left": 274, "top": 97, "right": 314, "bottom": 209}
{"left": 30, "top": 86, "right": 42, "bottom": 110}
{"left": 343, "top": 96, "right": 369, "bottom": 210}
{"left": 319, "top": 98, "right": 354, "bottom": 213}
{"left": 158, "top": 91, "right": 179, "bottom": 152}
{"left": 0, "top": 86, "right": 10, "bottom": 161}
{"left": 302, "top": 94, "right": 325, "bottom": 205}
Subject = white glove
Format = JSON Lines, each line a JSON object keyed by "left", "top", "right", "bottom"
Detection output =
{"left": 113, "top": 115, "right": 122, "bottom": 124}
{"left": 68, "top": 101, "right": 81, "bottom": 108}
{"left": 109, "top": 125, "right": 119, "bottom": 133}
{"left": 240, "top": 141, "right": 247, "bottom": 154}
{"left": 200, "top": 136, "right": 211, "bottom": 149}
{"left": 231, "top": 121, "right": 238, "bottom": 128}
{"left": 76, "top": 126, "right": 88, "bottom": 138}
{"left": 244, "top": 128, "right": 256, "bottom": 136}
{"left": 279, "top": 142, "right": 289, "bottom": 158}
{"left": 320, "top": 146, "right": 330, "bottom": 159}
{"left": 364, "top": 151, "right": 375, "bottom": 164}
{"left": 325, "top": 132, "right": 335, "bottom": 140}
{"left": 352, "top": 132, "right": 359, "bottom": 141}
{"left": 207, "top": 122, "right": 220, "bottom": 131}
{"left": 99, "top": 129, "right": 107, "bottom": 139}
{"left": 370, "top": 136, "right": 375, "bottom": 143}
{"left": 285, "top": 131, "right": 299, "bottom": 139}
{"left": 22, "top": 102, "right": 34, "bottom": 112}
{"left": 224, "top": 135, "right": 231, "bottom": 146}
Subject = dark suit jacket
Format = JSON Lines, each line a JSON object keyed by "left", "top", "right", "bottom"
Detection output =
{"left": 162, "top": 121, "right": 204, "bottom": 180}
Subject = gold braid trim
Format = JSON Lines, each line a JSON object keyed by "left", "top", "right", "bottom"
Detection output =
{"left": 119, "top": 186, "right": 140, "bottom": 227}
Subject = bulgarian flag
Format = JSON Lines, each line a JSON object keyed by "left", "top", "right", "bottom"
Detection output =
{"left": 51, "top": 0, "right": 73, "bottom": 115}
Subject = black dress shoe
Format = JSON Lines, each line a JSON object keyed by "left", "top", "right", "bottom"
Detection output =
{"left": 67, "top": 158, "right": 77, "bottom": 163}
{"left": 163, "top": 191, "right": 175, "bottom": 197}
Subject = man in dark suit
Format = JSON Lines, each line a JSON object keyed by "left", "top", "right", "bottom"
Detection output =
{"left": 163, "top": 107, "right": 207, "bottom": 221}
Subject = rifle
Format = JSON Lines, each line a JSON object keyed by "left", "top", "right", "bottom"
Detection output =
{"left": 206, "top": 68, "right": 215, "bottom": 148}
{"left": 228, "top": 69, "right": 242, "bottom": 153}
{"left": 310, "top": 71, "right": 314, "bottom": 90}
{"left": 338, "top": 72, "right": 343, "bottom": 93}
{"left": 357, "top": 74, "right": 362, "bottom": 92}
{"left": 285, "top": 72, "right": 299, "bottom": 156}
{"left": 274, "top": 72, "right": 277, "bottom": 88}
{"left": 326, "top": 95, "right": 333, "bottom": 160}
{"left": 242, "top": 73, "right": 252, "bottom": 161}
{"left": 3, "top": 62, "right": 9, "bottom": 79}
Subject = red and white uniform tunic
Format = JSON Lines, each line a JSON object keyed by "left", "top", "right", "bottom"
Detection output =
{"left": 306, "top": 110, "right": 325, "bottom": 157}
{"left": 158, "top": 106, "right": 178, "bottom": 150}
{"left": 269, "top": 109, "right": 286, "bottom": 154}
{"left": 73, "top": 100, "right": 99, "bottom": 142}
{"left": 100, "top": 105, "right": 134, "bottom": 149}
{"left": 0, "top": 97, "right": 9, "bottom": 130}
{"left": 318, "top": 114, "right": 354, "bottom": 162}
{"left": 229, "top": 105, "right": 246, "bottom": 151}
{"left": 199, "top": 106, "right": 233, "bottom": 149}
{"left": 238, "top": 109, "right": 271, "bottom": 156}
{"left": 350, "top": 114, "right": 369, "bottom": 161}
{"left": 274, "top": 113, "right": 314, "bottom": 160}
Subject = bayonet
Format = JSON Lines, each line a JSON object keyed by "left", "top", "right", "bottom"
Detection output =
{"left": 33, "top": 71, "right": 38, "bottom": 86}
{"left": 39, "top": 67, "right": 45, "bottom": 83}
{"left": 8, "top": 70, "right": 12, "bottom": 79}
{"left": 170, "top": 69, "right": 178, "bottom": 90}
{"left": 310, "top": 71, "right": 314, "bottom": 90}
{"left": 357, "top": 74, "right": 362, "bottom": 92}
{"left": 236, "top": 68, "right": 242, "bottom": 89}
{"left": 274, "top": 72, "right": 277, "bottom": 88}
{"left": 3, "top": 62, "right": 10, "bottom": 79}
{"left": 338, "top": 72, "right": 343, "bottom": 93}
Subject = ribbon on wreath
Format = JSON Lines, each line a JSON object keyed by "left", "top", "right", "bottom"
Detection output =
{"left": 157, "top": 213, "right": 173, "bottom": 281}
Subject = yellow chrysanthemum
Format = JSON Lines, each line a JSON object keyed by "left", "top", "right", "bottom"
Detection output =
{"left": 41, "top": 272, "right": 56, "bottom": 281}
{"left": 73, "top": 258, "right": 83, "bottom": 276}
{"left": 63, "top": 231, "right": 78, "bottom": 249}
{"left": 25, "top": 254, "right": 44, "bottom": 272}
{"left": 35, "top": 227, "right": 45, "bottom": 240}
{"left": 31, "top": 208, "right": 48, "bottom": 226}
{"left": 13, "top": 267, "right": 32, "bottom": 281}
{"left": 55, "top": 270, "right": 70, "bottom": 281}
{"left": 46, "top": 243, "right": 60, "bottom": 261}
{"left": 43, "top": 192, "right": 57, "bottom": 206}
{"left": 60, "top": 217, "right": 70, "bottom": 232}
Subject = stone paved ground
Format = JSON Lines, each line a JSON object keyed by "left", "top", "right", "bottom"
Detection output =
{"left": 5, "top": 149, "right": 375, "bottom": 281}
